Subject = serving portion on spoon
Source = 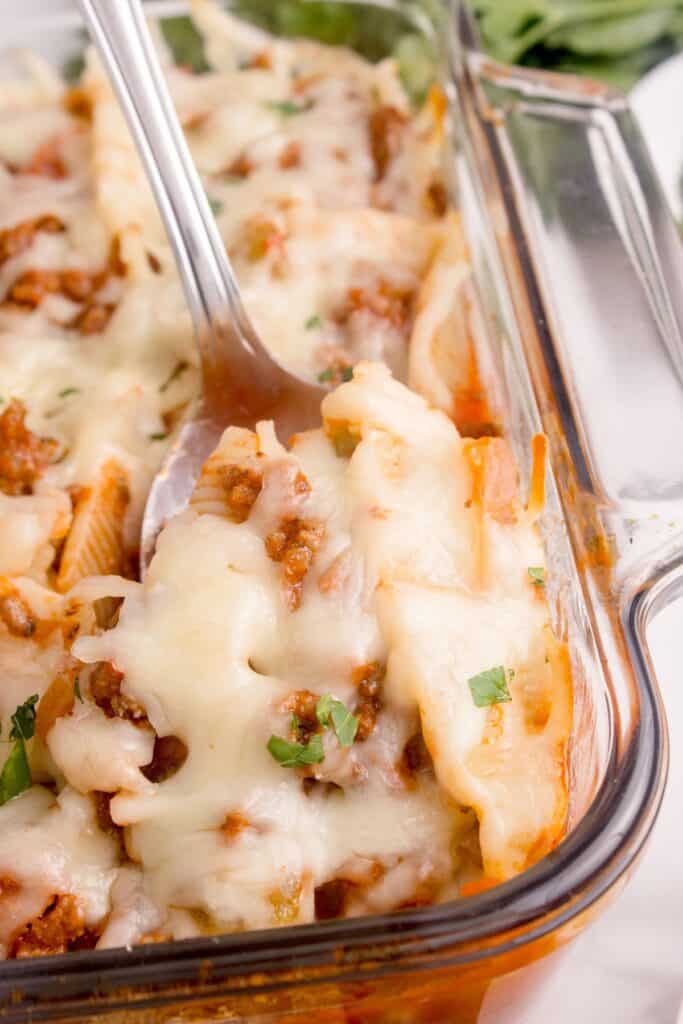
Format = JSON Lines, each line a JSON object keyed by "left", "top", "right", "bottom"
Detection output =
{"left": 77, "top": 0, "right": 326, "bottom": 573}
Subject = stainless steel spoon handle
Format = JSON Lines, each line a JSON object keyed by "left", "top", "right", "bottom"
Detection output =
{"left": 77, "top": 0, "right": 266, "bottom": 379}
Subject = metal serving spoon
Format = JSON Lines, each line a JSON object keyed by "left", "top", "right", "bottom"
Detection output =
{"left": 77, "top": 0, "right": 326, "bottom": 573}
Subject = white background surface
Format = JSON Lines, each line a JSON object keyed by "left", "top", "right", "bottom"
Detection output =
{"left": 527, "top": 602, "right": 683, "bottom": 1024}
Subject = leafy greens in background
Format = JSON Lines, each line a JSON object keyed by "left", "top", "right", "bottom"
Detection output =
{"left": 67, "top": 1, "right": 680, "bottom": 113}
{"left": 473, "top": 1, "right": 683, "bottom": 91}
{"left": 156, "top": 1, "right": 437, "bottom": 104}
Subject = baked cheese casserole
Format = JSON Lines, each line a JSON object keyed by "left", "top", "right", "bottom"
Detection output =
{"left": 0, "top": 1, "right": 572, "bottom": 956}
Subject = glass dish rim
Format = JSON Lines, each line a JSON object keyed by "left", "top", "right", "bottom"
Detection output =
{"left": 0, "top": 0, "right": 670, "bottom": 1002}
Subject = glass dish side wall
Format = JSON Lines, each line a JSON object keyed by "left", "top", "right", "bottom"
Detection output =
{"left": 0, "top": 2, "right": 669, "bottom": 1022}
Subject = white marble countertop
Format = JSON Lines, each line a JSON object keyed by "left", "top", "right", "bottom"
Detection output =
{"left": 527, "top": 601, "right": 683, "bottom": 1024}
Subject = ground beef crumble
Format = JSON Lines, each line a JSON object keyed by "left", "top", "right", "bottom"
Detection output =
{"left": 352, "top": 661, "right": 385, "bottom": 741}
{"left": 10, "top": 895, "right": 99, "bottom": 958}
{"left": 0, "top": 583, "right": 36, "bottom": 638}
{"left": 221, "top": 812, "right": 251, "bottom": 841}
{"left": 141, "top": 735, "right": 188, "bottom": 784}
{"left": 90, "top": 661, "right": 147, "bottom": 723}
{"left": 398, "top": 731, "right": 435, "bottom": 788}
{"left": 265, "top": 517, "right": 325, "bottom": 611}
{"left": 314, "top": 878, "right": 353, "bottom": 921}
{"left": 283, "top": 689, "right": 321, "bottom": 739}
{"left": 0, "top": 400, "right": 58, "bottom": 495}
{"left": 220, "top": 465, "right": 263, "bottom": 523}
{"left": 343, "top": 279, "right": 415, "bottom": 331}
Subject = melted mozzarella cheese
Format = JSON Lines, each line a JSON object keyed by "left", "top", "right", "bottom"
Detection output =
{"left": 70, "top": 365, "right": 570, "bottom": 932}
{"left": 0, "top": 3, "right": 571, "bottom": 953}
{"left": 0, "top": 786, "right": 118, "bottom": 955}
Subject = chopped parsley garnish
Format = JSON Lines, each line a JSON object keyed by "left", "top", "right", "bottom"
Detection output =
{"left": 316, "top": 694, "right": 358, "bottom": 748}
{"left": 63, "top": 52, "right": 86, "bottom": 86}
{"left": 58, "top": 387, "right": 80, "bottom": 399}
{"left": 467, "top": 667, "right": 512, "bottom": 708}
{"left": 265, "top": 99, "right": 312, "bottom": 117}
{"left": 149, "top": 432, "right": 168, "bottom": 441}
{"left": 0, "top": 695, "right": 39, "bottom": 807}
{"left": 159, "top": 15, "right": 209, "bottom": 74}
{"left": 305, "top": 314, "right": 322, "bottom": 330}
{"left": 528, "top": 566, "right": 545, "bottom": 587}
{"left": 317, "top": 365, "right": 353, "bottom": 385}
{"left": 74, "top": 677, "right": 83, "bottom": 703}
{"left": 10, "top": 694, "right": 38, "bottom": 742}
{"left": 208, "top": 196, "right": 224, "bottom": 217}
{"left": 267, "top": 733, "right": 324, "bottom": 767}
{"left": 394, "top": 33, "right": 435, "bottom": 106}
{"left": 159, "top": 361, "right": 188, "bottom": 393}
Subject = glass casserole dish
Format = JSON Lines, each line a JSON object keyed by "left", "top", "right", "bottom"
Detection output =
{"left": 0, "top": 0, "right": 680, "bottom": 1020}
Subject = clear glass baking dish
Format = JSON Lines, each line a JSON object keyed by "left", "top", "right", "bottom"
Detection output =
{"left": 0, "top": 1, "right": 680, "bottom": 1020}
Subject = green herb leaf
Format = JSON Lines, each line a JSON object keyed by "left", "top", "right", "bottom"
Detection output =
{"left": 315, "top": 695, "right": 358, "bottom": 747}
{"left": 58, "top": 387, "right": 80, "bottom": 399}
{"left": 74, "top": 677, "right": 83, "bottom": 703}
{"left": 315, "top": 694, "right": 334, "bottom": 728}
{"left": 159, "top": 15, "right": 210, "bottom": 74}
{"left": 10, "top": 695, "right": 38, "bottom": 742}
{"left": 63, "top": 52, "right": 86, "bottom": 86}
{"left": 208, "top": 196, "right": 224, "bottom": 217}
{"left": 231, "top": 0, "right": 420, "bottom": 64}
{"left": 305, "top": 314, "right": 322, "bottom": 330}
{"left": 528, "top": 566, "right": 545, "bottom": 587}
{"left": 267, "top": 733, "right": 325, "bottom": 767}
{"left": 0, "top": 739, "right": 32, "bottom": 806}
{"left": 149, "top": 432, "right": 168, "bottom": 442}
{"left": 265, "top": 99, "right": 311, "bottom": 117}
{"left": 329, "top": 701, "right": 358, "bottom": 747}
{"left": 317, "top": 365, "right": 353, "bottom": 385}
{"left": 394, "top": 32, "right": 436, "bottom": 106}
{"left": 467, "top": 667, "right": 511, "bottom": 708}
{"left": 159, "top": 361, "right": 189, "bottom": 393}
{"left": 290, "top": 713, "right": 300, "bottom": 733}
